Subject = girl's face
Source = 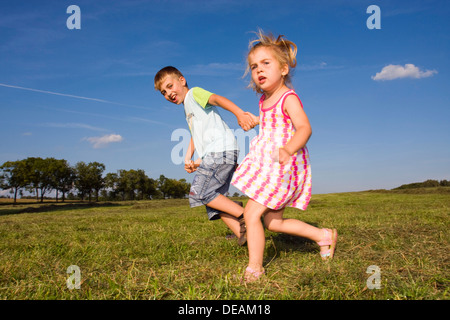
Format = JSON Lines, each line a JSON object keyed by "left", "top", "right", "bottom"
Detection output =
{"left": 248, "top": 46, "right": 288, "bottom": 94}
{"left": 159, "top": 75, "right": 188, "bottom": 105}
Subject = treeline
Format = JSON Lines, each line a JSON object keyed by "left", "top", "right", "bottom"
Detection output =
{"left": 394, "top": 179, "right": 450, "bottom": 190}
{"left": 0, "top": 157, "right": 190, "bottom": 203}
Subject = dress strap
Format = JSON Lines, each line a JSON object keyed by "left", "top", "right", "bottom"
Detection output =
{"left": 258, "top": 94, "right": 266, "bottom": 108}
{"left": 279, "top": 90, "right": 303, "bottom": 119}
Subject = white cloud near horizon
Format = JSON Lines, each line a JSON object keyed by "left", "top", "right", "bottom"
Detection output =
{"left": 372, "top": 64, "right": 437, "bottom": 81}
{"left": 84, "top": 134, "right": 123, "bottom": 149}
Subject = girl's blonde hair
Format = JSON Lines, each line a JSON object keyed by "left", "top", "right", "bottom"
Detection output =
{"left": 245, "top": 29, "right": 298, "bottom": 93}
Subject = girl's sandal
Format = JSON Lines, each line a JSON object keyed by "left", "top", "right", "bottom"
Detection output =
{"left": 317, "top": 228, "right": 338, "bottom": 261}
{"left": 244, "top": 266, "right": 265, "bottom": 283}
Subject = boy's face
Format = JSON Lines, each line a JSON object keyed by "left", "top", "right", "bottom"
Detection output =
{"left": 158, "top": 75, "right": 188, "bottom": 105}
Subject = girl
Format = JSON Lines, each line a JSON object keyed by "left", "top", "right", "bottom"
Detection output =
{"left": 231, "top": 30, "right": 337, "bottom": 282}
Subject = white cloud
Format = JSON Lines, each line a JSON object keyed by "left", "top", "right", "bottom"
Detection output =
{"left": 372, "top": 64, "right": 437, "bottom": 81}
{"left": 85, "top": 134, "right": 123, "bottom": 149}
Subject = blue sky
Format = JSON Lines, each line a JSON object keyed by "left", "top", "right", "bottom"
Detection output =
{"left": 0, "top": 0, "right": 449, "bottom": 195}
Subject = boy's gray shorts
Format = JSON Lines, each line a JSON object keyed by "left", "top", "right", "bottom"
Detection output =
{"left": 189, "top": 150, "right": 238, "bottom": 220}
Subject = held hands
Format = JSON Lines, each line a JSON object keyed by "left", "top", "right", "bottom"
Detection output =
{"left": 238, "top": 112, "right": 259, "bottom": 131}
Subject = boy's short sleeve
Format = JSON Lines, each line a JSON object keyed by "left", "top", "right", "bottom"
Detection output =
{"left": 192, "top": 87, "right": 214, "bottom": 108}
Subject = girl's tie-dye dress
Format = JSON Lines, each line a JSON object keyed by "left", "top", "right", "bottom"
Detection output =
{"left": 232, "top": 90, "right": 312, "bottom": 211}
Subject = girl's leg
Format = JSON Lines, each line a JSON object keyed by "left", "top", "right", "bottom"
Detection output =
{"left": 263, "top": 210, "right": 322, "bottom": 242}
{"left": 244, "top": 199, "right": 271, "bottom": 273}
{"left": 263, "top": 210, "right": 333, "bottom": 256}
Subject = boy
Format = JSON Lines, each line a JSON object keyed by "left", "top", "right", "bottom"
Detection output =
{"left": 154, "top": 66, "right": 258, "bottom": 245}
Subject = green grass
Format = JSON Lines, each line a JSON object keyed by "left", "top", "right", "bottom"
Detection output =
{"left": 0, "top": 189, "right": 448, "bottom": 300}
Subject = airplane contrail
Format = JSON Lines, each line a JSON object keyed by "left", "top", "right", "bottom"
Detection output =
{"left": 0, "top": 83, "right": 150, "bottom": 110}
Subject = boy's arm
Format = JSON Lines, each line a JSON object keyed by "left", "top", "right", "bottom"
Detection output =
{"left": 184, "top": 137, "right": 195, "bottom": 164}
{"left": 208, "top": 94, "right": 258, "bottom": 131}
{"left": 184, "top": 137, "right": 197, "bottom": 173}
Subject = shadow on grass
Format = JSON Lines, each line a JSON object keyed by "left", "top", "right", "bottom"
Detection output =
{"left": 0, "top": 202, "right": 122, "bottom": 217}
{"left": 269, "top": 233, "right": 317, "bottom": 254}
{"left": 263, "top": 227, "right": 320, "bottom": 267}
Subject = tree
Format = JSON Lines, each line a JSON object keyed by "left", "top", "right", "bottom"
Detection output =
{"left": 90, "top": 162, "right": 106, "bottom": 202}
{"left": 51, "top": 159, "right": 75, "bottom": 202}
{"left": 158, "top": 175, "right": 170, "bottom": 199}
{"left": 440, "top": 180, "right": 450, "bottom": 187}
{"left": 24, "top": 157, "right": 45, "bottom": 201}
{"left": 157, "top": 175, "right": 190, "bottom": 199}
{"left": 169, "top": 178, "right": 190, "bottom": 198}
{"left": 37, "top": 158, "right": 59, "bottom": 203}
{"left": 104, "top": 172, "right": 119, "bottom": 200}
{"left": 74, "top": 161, "right": 105, "bottom": 202}
{"left": 144, "top": 176, "right": 160, "bottom": 199}
{"left": 0, "top": 160, "right": 28, "bottom": 203}
{"left": 116, "top": 169, "right": 131, "bottom": 200}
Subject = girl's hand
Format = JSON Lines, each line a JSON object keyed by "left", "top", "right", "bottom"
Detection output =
{"left": 278, "top": 147, "right": 292, "bottom": 165}
{"left": 238, "top": 112, "right": 259, "bottom": 131}
{"left": 244, "top": 112, "right": 260, "bottom": 128}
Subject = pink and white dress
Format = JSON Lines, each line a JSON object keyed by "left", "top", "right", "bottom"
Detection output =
{"left": 231, "top": 90, "right": 312, "bottom": 211}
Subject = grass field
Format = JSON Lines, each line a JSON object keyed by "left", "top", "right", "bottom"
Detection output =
{"left": 0, "top": 188, "right": 448, "bottom": 300}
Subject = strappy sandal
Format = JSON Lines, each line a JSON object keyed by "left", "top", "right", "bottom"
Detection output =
{"left": 237, "top": 216, "right": 247, "bottom": 246}
{"left": 244, "top": 266, "right": 265, "bottom": 283}
{"left": 233, "top": 201, "right": 247, "bottom": 246}
{"left": 317, "top": 228, "right": 338, "bottom": 260}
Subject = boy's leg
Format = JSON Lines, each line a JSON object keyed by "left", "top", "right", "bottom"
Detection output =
{"left": 219, "top": 213, "right": 241, "bottom": 237}
{"left": 207, "top": 196, "right": 246, "bottom": 245}
{"left": 207, "top": 194, "right": 243, "bottom": 218}
{"left": 192, "top": 151, "right": 247, "bottom": 244}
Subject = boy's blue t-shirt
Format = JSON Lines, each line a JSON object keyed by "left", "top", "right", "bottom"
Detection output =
{"left": 183, "top": 87, "right": 238, "bottom": 159}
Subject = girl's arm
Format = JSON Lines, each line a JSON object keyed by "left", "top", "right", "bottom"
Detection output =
{"left": 279, "top": 95, "right": 312, "bottom": 165}
{"left": 208, "top": 94, "right": 258, "bottom": 131}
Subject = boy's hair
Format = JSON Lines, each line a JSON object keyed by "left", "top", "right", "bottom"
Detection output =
{"left": 154, "top": 66, "right": 188, "bottom": 90}
{"left": 245, "top": 29, "right": 297, "bottom": 93}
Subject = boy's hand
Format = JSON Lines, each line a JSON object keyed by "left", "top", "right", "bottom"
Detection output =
{"left": 238, "top": 112, "right": 259, "bottom": 131}
{"left": 184, "top": 159, "right": 201, "bottom": 173}
{"left": 246, "top": 112, "right": 260, "bottom": 127}
{"left": 184, "top": 160, "right": 195, "bottom": 173}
